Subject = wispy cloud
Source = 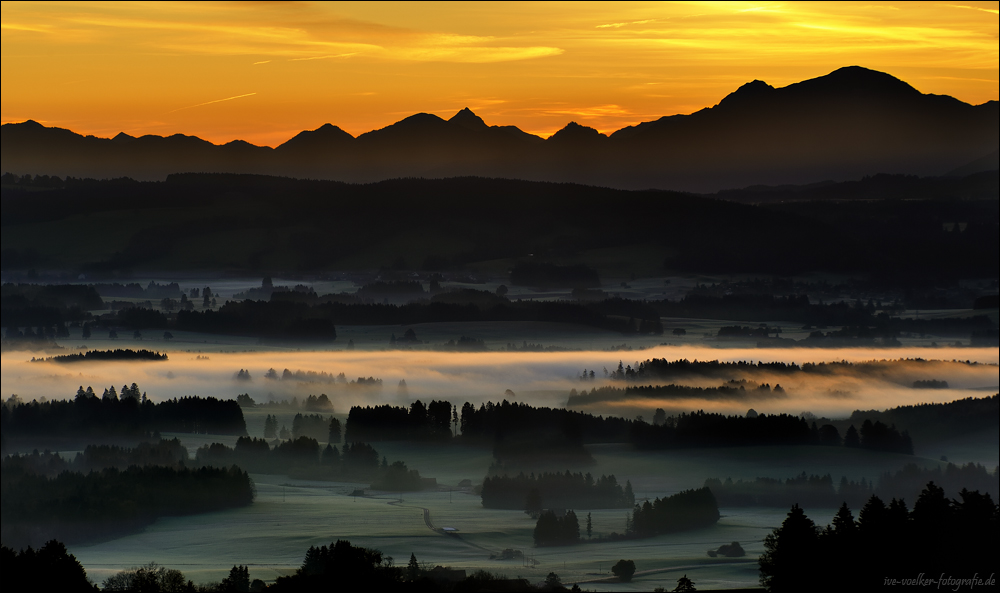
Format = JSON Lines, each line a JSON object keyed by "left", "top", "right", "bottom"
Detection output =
{"left": 288, "top": 53, "right": 357, "bottom": 61}
{"left": 941, "top": 3, "right": 1000, "bottom": 15}
{"left": 168, "top": 93, "right": 257, "bottom": 113}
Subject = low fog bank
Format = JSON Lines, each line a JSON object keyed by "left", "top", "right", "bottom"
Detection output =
{"left": 3, "top": 345, "right": 996, "bottom": 420}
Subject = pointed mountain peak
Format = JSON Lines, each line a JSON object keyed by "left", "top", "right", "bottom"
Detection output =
{"left": 548, "top": 121, "right": 607, "bottom": 142}
{"left": 277, "top": 123, "right": 354, "bottom": 151}
{"left": 449, "top": 107, "right": 489, "bottom": 132}
{"left": 717, "top": 79, "right": 775, "bottom": 109}
{"left": 112, "top": 132, "right": 136, "bottom": 142}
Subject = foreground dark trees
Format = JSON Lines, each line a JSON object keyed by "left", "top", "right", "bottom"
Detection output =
{"left": 759, "top": 483, "right": 999, "bottom": 592}
{"left": 0, "top": 540, "right": 97, "bottom": 592}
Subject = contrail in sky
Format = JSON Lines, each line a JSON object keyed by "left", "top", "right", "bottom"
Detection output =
{"left": 169, "top": 92, "right": 257, "bottom": 113}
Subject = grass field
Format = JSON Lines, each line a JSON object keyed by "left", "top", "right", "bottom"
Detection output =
{"left": 68, "top": 432, "right": 965, "bottom": 590}
{"left": 70, "top": 470, "right": 835, "bottom": 591}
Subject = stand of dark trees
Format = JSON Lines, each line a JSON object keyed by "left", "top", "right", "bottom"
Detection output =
{"left": 0, "top": 283, "right": 102, "bottom": 328}
{"left": 292, "top": 413, "right": 336, "bottom": 441}
{"left": 759, "top": 483, "right": 998, "bottom": 592}
{"left": 707, "top": 462, "right": 997, "bottom": 510}
{"left": 89, "top": 281, "right": 183, "bottom": 299}
{"left": 269, "top": 538, "right": 541, "bottom": 592}
{"left": 7, "top": 440, "right": 189, "bottom": 476}
{"left": 628, "top": 487, "right": 720, "bottom": 538}
{"left": 462, "top": 400, "right": 631, "bottom": 467}
{"left": 651, "top": 293, "right": 997, "bottom": 337}
{"left": 846, "top": 394, "right": 998, "bottom": 443}
{"left": 851, "top": 418, "right": 914, "bottom": 454}
{"left": 568, "top": 382, "right": 781, "bottom": 406}
{"left": 1, "top": 391, "right": 246, "bottom": 449}
{"left": 614, "top": 357, "right": 987, "bottom": 385}
{"left": 532, "top": 487, "right": 720, "bottom": 546}
{"left": 481, "top": 472, "right": 634, "bottom": 510}
{"left": 194, "top": 436, "right": 425, "bottom": 490}
{"left": 1, "top": 458, "right": 255, "bottom": 548}
{"left": 345, "top": 400, "right": 453, "bottom": 442}
{"left": 460, "top": 400, "right": 631, "bottom": 445}
{"left": 630, "top": 411, "right": 814, "bottom": 449}
{"left": 1, "top": 540, "right": 97, "bottom": 592}
{"left": 533, "top": 510, "right": 581, "bottom": 546}
{"left": 33, "top": 348, "right": 167, "bottom": 363}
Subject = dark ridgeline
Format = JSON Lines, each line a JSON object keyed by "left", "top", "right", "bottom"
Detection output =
{"left": 2, "top": 173, "right": 996, "bottom": 282}
{"left": 3, "top": 67, "right": 995, "bottom": 192}
{"left": 1, "top": 455, "right": 255, "bottom": 548}
{"left": 32, "top": 349, "right": 167, "bottom": 363}
{"left": 759, "top": 483, "right": 998, "bottom": 592}
{"left": 0, "top": 387, "right": 247, "bottom": 450}
{"left": 481, "top": 472, "right": 635, "bottom": 510}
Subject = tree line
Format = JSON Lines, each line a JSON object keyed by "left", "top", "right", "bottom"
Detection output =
{"left": 345, "top": 401, "right": 454, "bottom": 442}
{"left": 629, "top": 410, "right": 812, "bottom": 449}
{"left": 33, "top": 348, "right": 167, "bottom": 363}
{"left": 1, "top": 458, "right": 255, "bottom": 548}
{"left": 759, "top": 483, "right": 998, "bottom": 592}
{"left": 532, "top": 487, "right": 719, "bottom": 546}
{"left": 481, "top": 471, "right": 635, "bottom": 510}
{"left": 170, "top": 296, "right": 662, "bottom": 338}
{"left": 194, "top": 436, "right": 425, "bottom": 490}
{"left": 567, "top": 382, "right": 782, "bottom": 406}
{"left": 708, "top": 462, "right": 997, "bottom": 511}
{"left": 1, "top": 388, "right": 247, "bottom": 448}
{"left": 7, "top": 440, "right": 189, "bottom": 476}
{"left": 0, "top": 283, "right": 102, "bottom": 329}
{"left": 627, "top": 487, "right": 720, "bottom": 538}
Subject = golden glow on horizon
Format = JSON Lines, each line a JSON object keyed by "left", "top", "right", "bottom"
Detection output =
{"left": 2, "top": 1, "right": 997, "bottom": 146}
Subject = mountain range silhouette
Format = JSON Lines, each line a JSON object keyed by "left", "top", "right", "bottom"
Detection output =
{"left": 2, "top": 66, "right": 996, "bottom": 192}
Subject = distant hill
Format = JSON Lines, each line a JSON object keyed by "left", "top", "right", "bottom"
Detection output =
{"left": 1, "top": 174, "right": 996, "bottom": 278}
{"left": 2, "top": 67, "right": 996, "bottom": 193}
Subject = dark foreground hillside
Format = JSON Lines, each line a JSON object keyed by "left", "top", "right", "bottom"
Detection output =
{"left": 2, "top": 173, "right": 996, "bottom": 280}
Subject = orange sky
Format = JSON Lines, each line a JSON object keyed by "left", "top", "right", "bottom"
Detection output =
{"left": 2, "top": 1, "right": 997, "bottom": 146}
